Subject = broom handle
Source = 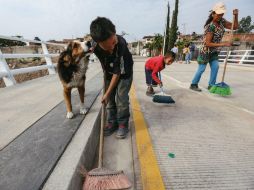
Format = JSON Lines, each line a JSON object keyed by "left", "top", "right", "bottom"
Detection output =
{"left": 222, "top": 14, "right": 235, "bottom": 82}
{"left": 158, "top": 72, "right": 164, "bottom": 94}
{"left": 98, "top": 74, "right": 106, "bottom": 168}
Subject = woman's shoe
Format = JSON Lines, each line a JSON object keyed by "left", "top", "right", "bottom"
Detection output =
{"left": 190, "top": 84, "right": 202, "bottom": 92}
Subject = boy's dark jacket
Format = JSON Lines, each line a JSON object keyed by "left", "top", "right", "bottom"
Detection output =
{"left": 93, "top": 35, "right": 133, "bottom": 80}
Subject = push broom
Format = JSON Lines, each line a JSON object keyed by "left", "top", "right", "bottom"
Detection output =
{"left": 209, "top": 14, "right": 236, "bottom": 96}
{"left": 153, "top": 72, "right": 175, "bottom": 104}
{"left": 83, "top": 75, "right": 132, "bottom": 190}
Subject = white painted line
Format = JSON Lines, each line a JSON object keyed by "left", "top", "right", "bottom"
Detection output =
{"left": 162, "top": 73, "right": 254, "bottom": 116}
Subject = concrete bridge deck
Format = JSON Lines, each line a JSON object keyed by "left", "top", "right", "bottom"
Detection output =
{"left": 0, "top": 56, "right": 254, "bottom": 190}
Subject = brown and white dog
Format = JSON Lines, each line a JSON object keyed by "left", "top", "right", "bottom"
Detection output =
{"left": 57, "top": 41, "right": 92, "bottom": 119}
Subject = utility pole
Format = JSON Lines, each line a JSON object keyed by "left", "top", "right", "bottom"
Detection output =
{"left": 137, "top": 40, "right": 140, "bottom": 55}
{"left": 182, "top": 23, "right": 187, "bottom": 35}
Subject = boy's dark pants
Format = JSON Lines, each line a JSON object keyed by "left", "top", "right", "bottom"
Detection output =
{"left": 145, "top": 67, "right": 158, "bottom": 86}
{"left": 105, "top": 75, "right": 133, "bottom": 128}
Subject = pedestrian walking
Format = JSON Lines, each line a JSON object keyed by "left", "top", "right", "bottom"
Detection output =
{"left": 183, "top": 44, "right": 191, "bottom": 64}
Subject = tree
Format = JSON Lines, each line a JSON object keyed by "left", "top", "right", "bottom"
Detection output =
{"left": 120, "top": 31, "right": 129, "bottom": 36}
{"left": 143, "top": 42, "right": 153, "bottom": 57}
{"left": 191, "top": 31, "right": 198, "bottom": 40}
{"left": 152, "top": 33, "right": 163, "bottom": 55}
{"left": 0, "top": 36, "right": 26, "bottom": 47}
{"left": 33, "top": 37, "right": 41, "bottom": 46}
{"left": 168, "top": 0, "right": 179, "bottom": 50}
{"left": 237, "top": 16, "right": 254, "bottom": 33}
{"left": 163, "top": 2, "right": 170, "bottom": 55}
{"left": 191, "top": 32, "right": 197, "bottom": 36}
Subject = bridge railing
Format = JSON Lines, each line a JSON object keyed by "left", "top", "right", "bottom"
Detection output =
{"left": 218, "top": 49, "right": 254, "bottom": 65}
{"left": 0, "top": 35, "right": 66, "bottom": 87}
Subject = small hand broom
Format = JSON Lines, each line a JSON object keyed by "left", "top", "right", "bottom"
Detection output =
{"left": 152, "top": 72, "right": 175, "bottom": 104}
{"left": 83, "top": 77, "right": 132, "bottom": 190}
{"left": 209, "top": 14, "right": 236, "bottom": 96}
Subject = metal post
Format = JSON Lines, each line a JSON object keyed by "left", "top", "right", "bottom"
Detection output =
{"left": 41, "top": 43, "right": 56, "bottom": 74}
{"left": 239, "top": 50, "right": 249, "bottom": 64}
{"left": 0, "top": 49, "right": 16, "bottom": 86}
{"left": 137, "top": 41, "right": 140, "bottom": 56}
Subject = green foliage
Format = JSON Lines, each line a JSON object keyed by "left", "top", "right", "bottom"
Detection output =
{"left": 33, "top": 37, "right": 41, "bottom": 46}
{"left": 143, "top": 42, "right": 152, "bottom": 49}
{"left": 168, "top": 0, "right": 179, "bottom": 50}
{"left": 0, "top": 36, "right": 26, "bottom": 47}
{"left": 233, "top": 37, "right": 240, "bottom": 41}
{"left": 132, "top": 42, "right": 138, "bottom": 47}
{"left": 176, "top": 38, "right": 190, "bottom": 52}
{"left": 237, "top": 16, "right": 254, "bottom": 33}
{"left": 152, "top": 33, "right": 163, "bottom": 51}
{"left": 164, "top": 2, "right": 170, "bottom": 55}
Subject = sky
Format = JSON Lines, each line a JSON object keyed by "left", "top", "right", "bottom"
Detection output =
{"left": 0, "top": 0, "right": 253, "bottom": 42}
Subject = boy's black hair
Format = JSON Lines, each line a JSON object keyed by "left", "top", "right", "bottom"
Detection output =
{"left": 90, "top": 17, "right": 116, "bottom": 42}
{"left": 165, "top": 50, "right": 176, "bottom": 60}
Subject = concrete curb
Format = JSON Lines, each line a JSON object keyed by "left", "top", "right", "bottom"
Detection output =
{"left": 42, "top": 92, "right": 102, "bottom": 190}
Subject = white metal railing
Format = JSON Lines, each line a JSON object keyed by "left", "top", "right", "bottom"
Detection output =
{"left": 0, "top": 35, "right": 66, "bottom": 87}
{"left": 218, "top": 49, "right": 254, "bottom": 64}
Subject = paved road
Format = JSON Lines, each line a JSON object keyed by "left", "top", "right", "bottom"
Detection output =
{"left": 1, "top": 56, "right": 254, "bottom": 190}
{"left": 131, "top": 56, "right": 254, "bottom": 190}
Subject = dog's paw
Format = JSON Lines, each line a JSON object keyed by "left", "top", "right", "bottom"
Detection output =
{"left": 66, "top": 112, "right": 74, "bottom": 119}
{"left": 80, "top": 104, "right": 87, "bottom": 115}
{"left": 80, "top": 107, "right": 87, "bottom": 115}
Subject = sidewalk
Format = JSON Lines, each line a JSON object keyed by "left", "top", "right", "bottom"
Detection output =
{"left": 0, "top": 61, "right": 101, "bottom": 150}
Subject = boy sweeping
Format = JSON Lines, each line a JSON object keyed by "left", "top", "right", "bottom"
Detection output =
{"left": 90, "top": 17, "right": 133, "bottom": 139}
{"left": 145, "top": 51, "right": 175, "bottom": 96}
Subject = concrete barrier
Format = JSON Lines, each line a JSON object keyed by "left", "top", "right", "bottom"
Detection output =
{"left": 43, "top": 92, "right": 102, "bottom": 190}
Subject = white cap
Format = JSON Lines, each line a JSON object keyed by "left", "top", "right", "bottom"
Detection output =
{"left": 213, "top": 2, "right": 226, "bottom": 14}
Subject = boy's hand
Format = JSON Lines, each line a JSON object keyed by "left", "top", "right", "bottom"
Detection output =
{"left": 101, "top": 93, "right": 109, "bottom": 104}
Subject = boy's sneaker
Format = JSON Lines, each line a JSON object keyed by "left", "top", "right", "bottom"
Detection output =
{"left": 190, "top": 84, "right": 202, "bottom": 92}
{"left": 104, "top": 123, "right": 118, "bottom": 136}
{"left": 115, "top": 125, "right": 129, "bottom": 139}
{"left": 146, "top": 86, "right": 155, "bottom": 96}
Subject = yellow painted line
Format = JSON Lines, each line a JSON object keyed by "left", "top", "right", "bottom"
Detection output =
{"left": 130, "top": 85, "right": 166, "bottom": 190}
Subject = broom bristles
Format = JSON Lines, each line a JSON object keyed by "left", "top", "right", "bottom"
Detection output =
{"left": 209, "top": 82, "right": 231, "bottom": 96}
{"left": 153, "top": 95, "right": 175, "bottom": 104}
{"left": 83, "top": 168, "right": 132, "bottom": 190}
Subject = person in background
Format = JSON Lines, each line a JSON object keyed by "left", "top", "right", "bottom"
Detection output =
{"left": 189, "top": 42, "right": 196, "bottom": 60}
{"left": 183, "top": 44, "right": 191, "bottom": 64}
{"left": 171, "top": 44, "right": 178, "bottom": 62}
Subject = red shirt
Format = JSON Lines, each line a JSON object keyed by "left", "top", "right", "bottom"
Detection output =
{"left": 145, "top": 56, "right": 165, "bottom": 84}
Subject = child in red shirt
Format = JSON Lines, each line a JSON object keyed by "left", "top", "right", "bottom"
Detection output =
{"left": 145, "top": 51, "right": 175, "bottom": 95}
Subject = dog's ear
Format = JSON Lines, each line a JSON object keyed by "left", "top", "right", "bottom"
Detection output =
{"left": 66, "top": 42, "right": 74, "bottom": 54}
